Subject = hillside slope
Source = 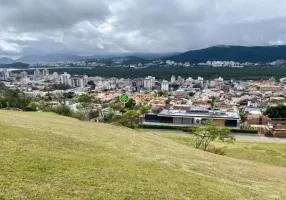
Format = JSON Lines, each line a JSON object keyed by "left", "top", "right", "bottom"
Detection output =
{"left": 166, "top": 45, "right": 286, "bottom": 63}
{"left": 0, "top": 110, "right": 286, "bottom": 199}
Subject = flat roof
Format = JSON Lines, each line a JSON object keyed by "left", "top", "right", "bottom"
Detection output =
{"left": 158, "top": 109, "right": 240, "bottom": 120}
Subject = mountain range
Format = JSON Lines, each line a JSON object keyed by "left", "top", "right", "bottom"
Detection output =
{"left": 0, "top": 52, "right": 177, "bottom": 65}
{"left": 165, "top": 45, "right": 286, "bottom": 63}
{"left": 0, "top": 57, "right": 14, "bottom": 64}
{"left": 2, "top": 45, "right": 286, "bottom": 65}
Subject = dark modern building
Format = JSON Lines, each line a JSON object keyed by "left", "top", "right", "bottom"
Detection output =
{"left": 143, "top": 109, "right": 240, "bottom": 129}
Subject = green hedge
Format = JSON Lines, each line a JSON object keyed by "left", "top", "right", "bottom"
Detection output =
{"left": 230, "top": 129, "right": 258, "bottom": 134}
{"left": 138, "top": 124, "right": 184, "bottom": 130}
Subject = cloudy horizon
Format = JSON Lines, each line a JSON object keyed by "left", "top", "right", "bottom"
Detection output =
{"left": 1, "top": 0, "right": 286, "bottom": 57}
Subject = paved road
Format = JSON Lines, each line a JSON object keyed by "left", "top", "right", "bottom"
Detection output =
{"left": 142, "top": 130, "right": 286, "bottom": 144}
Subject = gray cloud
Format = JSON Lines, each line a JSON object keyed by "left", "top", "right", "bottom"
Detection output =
{"left": 0, "top": 0, "right": 110, "bottom": 31}
{"left": 0, "top": 0, "right": 286, "bottom": 56}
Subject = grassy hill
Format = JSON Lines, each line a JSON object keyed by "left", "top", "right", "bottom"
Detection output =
{"left": 1, "top": 110, "right": 286, "bottom": 199}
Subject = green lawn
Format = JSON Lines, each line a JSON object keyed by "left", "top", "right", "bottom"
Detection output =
{"left": 161, "top": 135, "right": 286, "bottom": 167}
{"left": 1, "top": 110, "right": 286, "bottom": 199}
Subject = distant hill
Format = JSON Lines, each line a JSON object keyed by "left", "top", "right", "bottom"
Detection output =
{"left": 91, "top": 52, "right": 179, "bottom": 60}
{"left": 129, "top": 52, "right": 179, "bottom": 60}
{"left": 12, "top": 52, "right": 177, "bottom": 64}
{"left": 0, "top": 57, "right": 14, "bottom": 64}
{"left": 15, "top": 54, "right": 85, "bottom": 64}
{"left": 0, "top": 62, "right": 29, "bottom": 69}
{"left": 114, "top": 56, "right": 149, "bottom": 65}
{"left": 165, "top": 45, "right": 286, "bottom": 63}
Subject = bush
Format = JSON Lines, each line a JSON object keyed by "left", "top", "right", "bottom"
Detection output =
{"left": 72, "top": 112, "right": 88, "bottom": 121}
{"left": 44, "top": 105, "right": 88, "bottom": 121}
{"left": 52, "top": 105, "right": 73, "bottom": 117}
{"left": 88, "top": 110, "right": 100, "bottom": 119}
{"left": 25, "top": 106, "right": 37, "bottom": 112}
{"left": 42, "top": 106, "right": 54, "bottom": 112}
{"left": 182, "top": 127, "right": 195, "bottom": 133}
{"left": 207, "top": 147, "right": 226, "bottom": 155}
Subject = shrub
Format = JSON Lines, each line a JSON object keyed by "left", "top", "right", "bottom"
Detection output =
{"left": 52, "top": 105, "right": 73, "bottom": 117}
{"left": 182, "top": 127, "right": 194, "bottom": 133}
{"left": 72, "top": 112, "right": 88, "bottom": 121}
{"left": 207, "top": 147, "right": 226, "bottom": 155}
{"left": 25, "top": 106, "right": 37, "bottom": 112}
{"left": 194, "top": 125, "right": 233, "bottom": 150}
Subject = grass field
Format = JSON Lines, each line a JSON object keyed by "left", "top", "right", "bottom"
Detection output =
{"left": 162, "top": 135, "right": 286, "bottom": 167}
{"left": 1, "top": 110, "right": 286, "bottom": 199}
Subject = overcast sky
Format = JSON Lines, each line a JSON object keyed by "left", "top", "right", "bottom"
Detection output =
{"left": 1, "top": 0, "right": 286, "bottom": 57}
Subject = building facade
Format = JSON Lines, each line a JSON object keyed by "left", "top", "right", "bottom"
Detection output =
{"left": 144, "top": 76, "right": 155, "bottom": 89}
{"left": 70, "top": 75, "right": 88, "bottom": 88}
{"left": 60, "top": 72, "right": 71, "bottom": 86}
{"left": 143, "top": 109, "right": 240, "bottom": 129}
{"left": 161, "top": 80, "right": 169, "bottom": 91}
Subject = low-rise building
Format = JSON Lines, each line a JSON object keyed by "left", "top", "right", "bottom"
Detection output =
{"left": 143, "top": 109, "right": 240, "bottom": 129}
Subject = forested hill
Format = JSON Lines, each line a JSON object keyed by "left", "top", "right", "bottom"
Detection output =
{"left": 0, "top": 62, "right": 29, "bottom": 69}
{"left": 165, "top": 45, "right": 286, "bottom": 63}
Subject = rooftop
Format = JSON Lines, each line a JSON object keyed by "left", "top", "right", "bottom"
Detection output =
{"left": 158, "top": 109, "right": 240, "bottom": 120}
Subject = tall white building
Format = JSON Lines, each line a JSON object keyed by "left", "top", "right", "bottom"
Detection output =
{"left": 144, "top": 76, "right": 155, "bottom": 89}
{"left": 42, "top": 69, "right": 49, "bottom": 76}
{"left": 144, "top": 78, "right": 153, "bottom": 90}
{"left": 34, "top": 69, "right": 40, "bottom": 79}
{"left": 51, "top": 72, "right": 60, "bottom": 81}
{"left": 0, "top": 69, "right": 10, "bottom": 79}
{"left": 185, "top": 77, "right": 193, "bottom": 86}
{"left": 60, "top": 72, "right": 71, "bottom": 86}
{"left": 70, "top": 75, "right": 88, "bottom": 88}
{"left": 177, "top": 76, "right": 184, "bottom": 85}
{"left": 20, "top": 71, "right": 28, "bottom": 78}
{"left": 161, "top": 80, "right": 169, "bottom": 91}
{"left": 171, "top": 75, "right": 176, "bottom": 83}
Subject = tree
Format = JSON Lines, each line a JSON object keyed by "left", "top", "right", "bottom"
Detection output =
{"left": 52, "top": 105, "right": 73, "bottom": 117}
{"left": 125, "top": 98, "right": 136, "bottom": 109}
{"left": 170, "top": 83, "right": 180, "bottom": 90}
{"left": 76, "top": 94, "right": 96, "bottom": 118}
{"left": 77, "top": 94, "right": 93, "bottom": 104}
{"left": 194, "top": 124, "right": 234, "bottom": 151}
{"left": 87, "top": 81, "right": 96, "bottom": 90}
{"left": 209, "top": 96, "right": 219, "bottom": 110}
{"left": 113, "top": 110, "right": 141, "bottom": 129}
{"left": 193, "top": 83, "right": 202, "bottom": 89}
{"left": 151, "top": 107, "right": 163, "bottom": 114}
{"left": 188, "top": 92, "right": 195, "bottom": 97}
{"left": 0, "top": 82, "right": 7, "bottom": 90}
{"left": 240, "top": 112, "right": 247, "bottom": 122}
{"left": 27, "top": 102, "right": 40, "bottom": 111}
{"left": 0, "top": 88, "right": 32, "bottom": 111}
{"left": 110, "top": 103, "right": 124, "bottom": 111}
{"left": 139, "top": 105, "right": 151, "bottom": 115}
{"left": 88, "top": 110, "right": 100, "bottom": 119}
{"left": 54, "top": 92, "right": 67, "bottom": 105}
{"left": 27, "top": 101, "right": 46, "bottom": 111}
{"left": 158, "top": 91, "right": 167, "bottom": 97}
{"left": 265, "top": 104, "right": 286, "bottom": 118}
{"left": 53, "top": 84, "right": 71, "bottom": 90}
